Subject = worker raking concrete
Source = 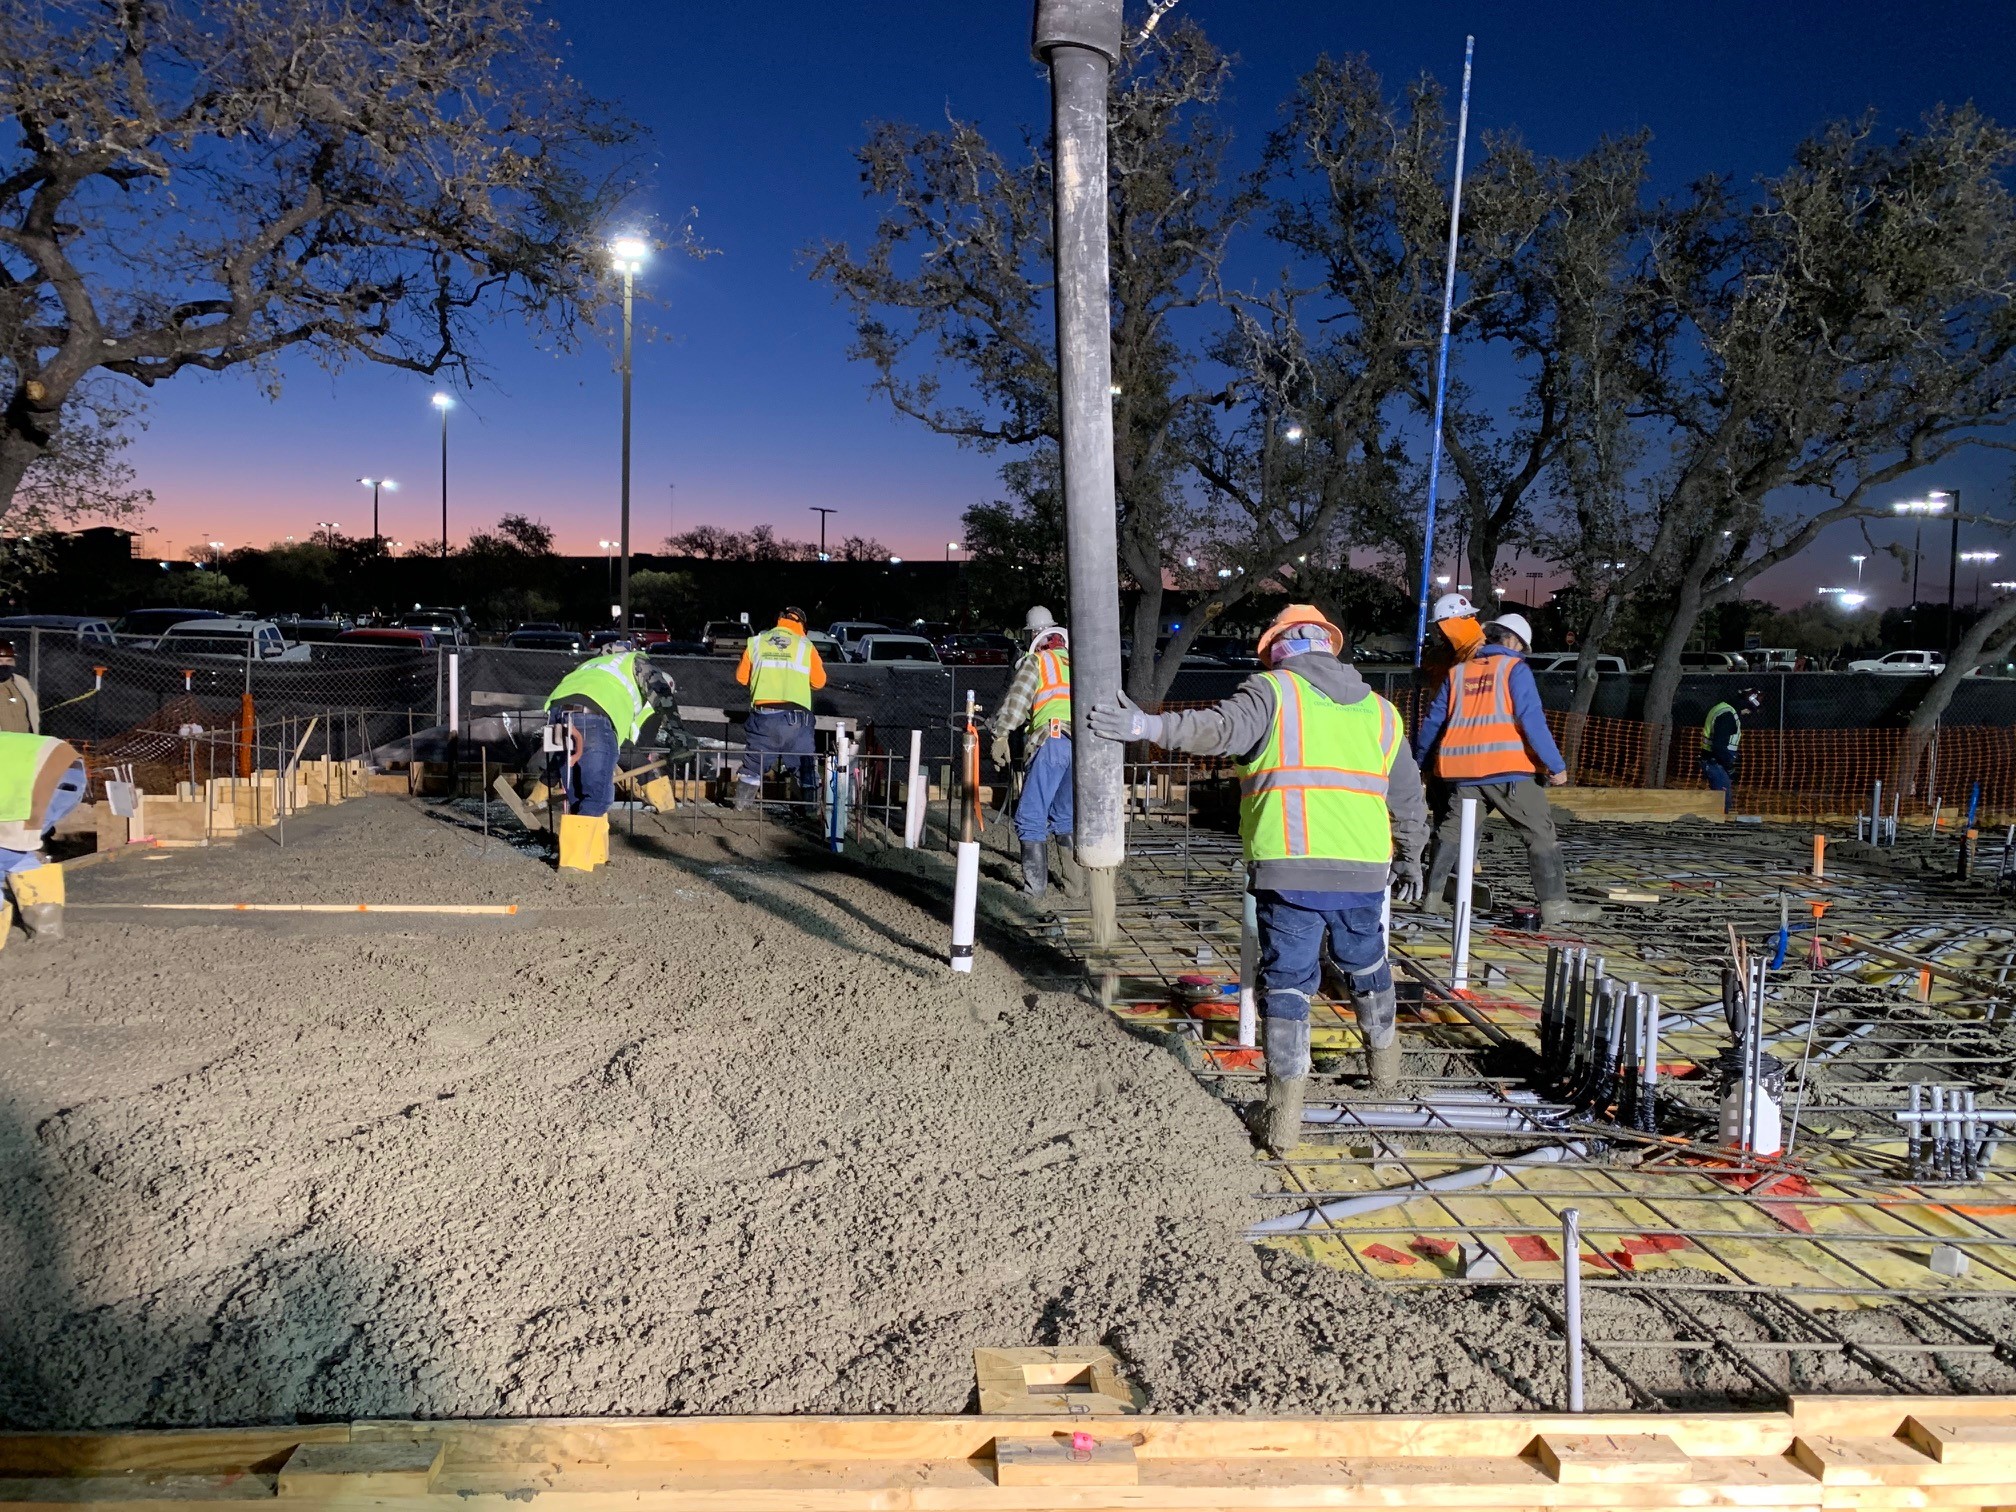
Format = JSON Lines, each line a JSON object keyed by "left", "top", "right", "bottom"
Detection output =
{"left": 1414, "top": 612, "right": 1599, "bottom": 925}
{"left": 734, "top": 607, "right": 827, "bottom": 812}
{"left": 1700, "top": 687, "right": 1762, "bottom": 812}
{"left": 0, "top": 731, "right": 86, "bottom": 942}
{"left": 1089, "top": 605, "right": 1429, "bottom": 1146}
{"left": 990, "top": 606, "right": 1083, "bottom": 899}
{"left": 541, "top": 642, "right": 676, "bottom": 872}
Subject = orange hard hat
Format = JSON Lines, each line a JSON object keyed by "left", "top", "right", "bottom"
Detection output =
{"left": 1256, "top": 603, "right": 1346, "bottom": 661}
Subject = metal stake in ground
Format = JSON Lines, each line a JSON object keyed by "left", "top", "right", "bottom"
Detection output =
{"left": 1034, "top": 0, "right": 1126, "bottom": 944}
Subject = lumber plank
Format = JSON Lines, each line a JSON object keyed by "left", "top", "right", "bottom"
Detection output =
{"left": 276, "top": 1442, "right": 441, "bottom": 1497}
{"left": 0, "top": 1428, "right": 346, "bottom": 1476}
{"left": 491, "top": 775, "right": 545, "bottom": 832}
{"left": 0, "top": 1475, "right": 274, "bottom": 1504}
{"left": 973, "top": 1347, "right": 1143, "bottom": 1416}
{"left": 1900, "top": 1415, "right": 2016, "bottom": 1468}
{"left": 1534, "top": 1433, "right": 1695, "bottom": 1484}
{"left": 1790, "top": 1434, "right": 1940, "bottom": 1486}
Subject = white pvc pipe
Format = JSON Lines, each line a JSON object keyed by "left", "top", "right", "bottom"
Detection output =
{"left": 1237, "top": 879, "right": 1259, "bottom": 1048}
{"left": 903, "top": 729, "right": 925, "bottom": 848}
{"left": 1562, "top": 1207, "right": 1585, "bottom": 1412}
{"left": 448, "top": 652, "right": 460, "bottom": 735}
{"left": 1452, "top": 795, "right": 1479, "bottom": 989}
{"left": 950, "top": 839, "right": 980, "bottom": 973}
{"left": 1249, "top": 1139, "right": 1588, "bottom": 1235}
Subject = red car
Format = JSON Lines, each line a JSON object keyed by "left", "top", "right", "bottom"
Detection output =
{"left": 939, "top": 632, "right": 1017, "bottom": 666}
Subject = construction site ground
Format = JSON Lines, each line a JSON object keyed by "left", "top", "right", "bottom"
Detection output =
{"left": 2, "top": 796, "right": 2013, "bottom": 1429}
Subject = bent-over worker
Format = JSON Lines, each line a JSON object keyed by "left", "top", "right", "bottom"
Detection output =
{"left": 0, "top": 731, "right": 87, "bottom": 941}
{"left": 542, "top": 643, "right": 676, "bottom": 872}
{"left": 1699, "top": 687, "right": 1761, "bottom": 812}
{"left": 734, "top": 608, "right": 826, "bottom": 810}
{"left": 1088, "top": 604, "right": 1429, "bottom": 1147}
{"left": 990, "top": 606, "right": 1081, "bottom": 898}
{"left": 1414, "top": 612, "right": 1599, "bottom": 926}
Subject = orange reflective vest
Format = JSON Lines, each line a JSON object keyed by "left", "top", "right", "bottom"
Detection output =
{"left": 1435, "top": 655, "right": 1535, "bottom": 781}
{"left": 1028, "top": 650, "right": 1072, "bottom": 737}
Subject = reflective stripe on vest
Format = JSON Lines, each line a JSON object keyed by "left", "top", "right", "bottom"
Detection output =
{"left": 1028, "top": 650, "right": 1072, "bottom": 737}
{"left": 1235, "top": 671, "right": 1399, "bottom": 864}
{"left": 748, "top": 627, "right": 814, "bottom": 708}
{"left": 0, "top": 732, "right": 65, "bottom": 825}
{"left": 1701, "top": 701, "right": 1741, "bottom": 754}
{"left": 1436, "top": 655, "right": 1535, "bottom": 781}
{"left": 544, "top": 652, "right": 649, "bottom": 743}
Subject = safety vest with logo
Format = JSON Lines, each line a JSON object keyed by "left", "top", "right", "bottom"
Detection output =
{"left": 747, "top": 626, "right": 814, "bottom": 709}
{"left": 545, "top": 652, "right": 649, "bottom": 743}
{"left": 1701, "top": 702, "right": 1741, "bottom": 758}
{"left": 1435, "top": 654, "right": 1535, "bottom": 781}
{"left": 1236, "top": 671, "right": 1401, "bottom": 864}
{"left": 1027, "top": 649, "right": 1072, "bottom": 738}
{"left": 0, "top": 732, "right": 68, "bottom": 826}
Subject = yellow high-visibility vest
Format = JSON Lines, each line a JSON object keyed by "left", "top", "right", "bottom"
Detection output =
{"left": 748, "top": 627, "right": 814, "bottom": 708}
{"left": 1028, "top": 649, "right": 1072, "bottom": 737}
{"left": 0, "top": 732, "right": 66, "bottom": 825}
{"left": 1236, "top": 671, "right": 1400, "bottom": 864}
{"left": 545, "top": 652, "right": 649, "bottom": 743}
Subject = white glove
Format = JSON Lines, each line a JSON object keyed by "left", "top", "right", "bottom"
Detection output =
{"left": 1086, "top": 689, "right": 1164, "bottom": 744}
{"left": 1390, "top": 856, "right": 1424, "bottom": 904}
{"left": 990, "top": 733, "right": 1013, "bottom": 768}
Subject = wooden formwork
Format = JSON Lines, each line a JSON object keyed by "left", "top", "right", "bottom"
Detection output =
{"left": 2, "top": 1398, "right": 2013, "bottom": 1510}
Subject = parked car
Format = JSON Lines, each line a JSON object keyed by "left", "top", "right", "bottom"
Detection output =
{"left": 1187, "top": 635, "right": 1264, "bottom": 670}
{"left": 909, "top": 620, "right": 953, "bottom": 644}
{"left": 853, "top": 633, "right": 941, "bottom": 665}
{"left": 805, "top": 631, "right": 843, "bottom": 662}
{"left": 115, "top": 606, "right": 229, "bottom": 646}
{"left": 155, "top": 617, "right": 309, "bottom": 661}
{"left": 0, "top": 613, "right": 117, "bottom": 647}
{"left": 400, "top": 611, "right": 468, "bottom": 647}
{"left": 1679, "top": 650, "right": 1750, "bottom": 672}
{"left": 939, "top": 632, "right": 1017, "bottom": 666}
{"left": 1748, "top": 646, "right": 1799, "bottom": 672}
{"left": 1848, "top": 649, "right": 1946, "bottom": 676}
{"left": 701, "top": 619, "right": 751, "bottom": 656}
{"left": 1528, "top": 653, "right": 1630, "bottom": 676}
{"left": 336, "top": 627, "right": 437, "bottom": 650}
{"left": 826, "top": 621, "right": 889, "bottom": 659}
{"left": 507, "top": 627, "right": 585, "bottom": 654}
{"left": 286, "top": 618, "right": 353, "bottom": 643}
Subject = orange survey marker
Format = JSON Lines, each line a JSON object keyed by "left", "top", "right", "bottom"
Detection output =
{"left": 1808, "top": 900, "right": 1831, "bottom": 969}
{"left": 1811, "top": 833, "right": 1826, "bottom": 878}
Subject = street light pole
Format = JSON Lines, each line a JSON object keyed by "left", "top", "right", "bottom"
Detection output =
{"left": 431, "top": 393, "right": 453, "bottom": 559}
{"left": 606, "top": 237, "right": 649, "bottom": 632}
{"left": 810, "top": 506, "right": 837, "bottom": 561}
{"left": 1945, "top": 488, "right": 1961, "bottom": 653}
{"left": 358, "top": 478, "right": 396, "bottom": 545}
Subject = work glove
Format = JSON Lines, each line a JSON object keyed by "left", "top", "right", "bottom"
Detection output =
{"left": 1389, "top": 855, "right": 1424, "bottom": 905}
{"left": 990, "top": 733, "right": 1013, "bottom": 769}
{"left": 1086, "top": 689, "right": 1164, "bottom": 745}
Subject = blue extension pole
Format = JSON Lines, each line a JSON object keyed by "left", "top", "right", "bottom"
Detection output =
{"left": 1412, "top": 36, "right": 1476, "bottom": 666}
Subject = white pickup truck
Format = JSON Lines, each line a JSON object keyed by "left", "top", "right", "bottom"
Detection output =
{"left": 154, "top": 617, "right": 313, "bottom": 663}
{"left": 1846, "top": 649, "right": 1945, "bottom": 676}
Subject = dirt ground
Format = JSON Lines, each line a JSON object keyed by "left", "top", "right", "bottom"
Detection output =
{"left": 1, "top": 798, "right": 2010, "bottom": 1427}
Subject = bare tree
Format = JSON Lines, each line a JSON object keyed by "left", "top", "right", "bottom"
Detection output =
{"left": 1894, "top": 589, "right": 2016, "bottom": 794}
{"left": 0, "top": 0, "right": 663, "bottom": 522}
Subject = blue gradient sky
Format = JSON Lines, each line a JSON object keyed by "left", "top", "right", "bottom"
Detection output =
{"left": 127, "top": 0, "right": 2015, "bottom": 607}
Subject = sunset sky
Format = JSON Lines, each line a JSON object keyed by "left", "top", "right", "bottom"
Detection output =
{"left": 122, "top": 0, "right": 2015, "bottom": 608}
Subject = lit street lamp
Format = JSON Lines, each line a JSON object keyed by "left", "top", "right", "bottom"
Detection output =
{"left": 1961, "top": 549, "right": 2001, "bottom": 606}
{"left": 431, "top": 392, "right": 454, "bottom": 559}
{"left": 609, "top": 234, "right": 649, "bottom": 629}
{"left": 810, "top": 505, "right": 837, "bottom": 562}
{"left": 1850, "top": 553, "right": 1866, "bottom": 584}
{"left": 599, "top": 538, "right": 616, "bottom": 601}
{"left": 946, "top": 540, "right": 962, "bottom": 562}
{"left": 358, "top": 477, "right": 396, "bottom": 543}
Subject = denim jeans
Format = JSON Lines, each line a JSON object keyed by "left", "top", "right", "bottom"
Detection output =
{"left": 1256, "top": 891, "right": 1391, "bottom": 1024}
{"left": 560, "top": 709, "right": 619, "bottom": 818}
{"left": 739, "top": 705, "right": 815, "bottom": 789}
{"left": 0, "top": 761, "right": 86, "bottom": 873}
{"left": 1015, "top": 733, "right": 1075, "bottom": 844}
{"left": 1700, "top": 757, "right": 1736, "bottom": 811}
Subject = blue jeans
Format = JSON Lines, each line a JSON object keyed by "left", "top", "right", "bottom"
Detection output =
{"left": 1700, "top": 756, "right": 1735, "bottom": 812}
{"left": 1256, "top": 891, "right": 1390, "bottom": 1024}
{"left": 1015, "top": 733, "right": 1075, "bottom": 844}
{"left": 740, "top": 705, "right": 815, "bottom": 789}
{"left": 560, "top": 709, "right": 619, "bottom": 818}
{"left": 1, "top": 761, "right": 87, "bottom": 873}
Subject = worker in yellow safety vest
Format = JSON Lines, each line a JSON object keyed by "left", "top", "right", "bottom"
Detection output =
{"left": 542, "top": 643, "right": 676, "bottom": 871}
{"left": 0, "top": 731, "right": 89, "bottom": 942}
{"left": 988, "top": 605, "right": 1081, "bottom": 898}
{"left": 734, "top": 607, "right": 827, "bottom": 809}
{"left": 1088, "top": 605, "right": 1430, "bottom": 1147}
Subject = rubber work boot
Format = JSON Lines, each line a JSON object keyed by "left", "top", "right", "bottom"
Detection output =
{"left": 641, "top": 775, "right": 675, "bottom": 813}
{"left": 1052, "top": 834, "right": 1086, "bottom": 899}
{"left": 1354, "top": 984, "right": 1401, "bottom": 1093}
{"left": 1419, "top": 841, "right": 1456, "bottom": 916}
{"left": 0, "top": 898, "right": 12, "bottom": 950}
{"left": 10, "top": 862, "right": 64, "bottom": 942}
{"left": 1251, "top": 1016, "right": 1312, "bottom": 1149}
{"left": 732, "top": 782, "right": 758, "bottom": 812}
{"left": 1531, "top": 843, "right": 1600, "bottom": 924}
{"left": 557, "top": 813, "right": 598, "bottom": 873}
{"left": 1020, "top": 839, "right": 1049, "bottom": 899}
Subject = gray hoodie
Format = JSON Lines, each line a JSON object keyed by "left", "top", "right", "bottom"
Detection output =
{"left": 1156, "top": 652, "right": 1429, "bottom": 893}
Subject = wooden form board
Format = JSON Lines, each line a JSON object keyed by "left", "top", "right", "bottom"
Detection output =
{"left": 0, "top": 1398, "right": 2012, "bottom": 1509}
{"left": 1549, "top": 787, "right": 1729, "bottom": 824}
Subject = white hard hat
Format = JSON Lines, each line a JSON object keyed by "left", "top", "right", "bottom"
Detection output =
{"left": 1486, "top": 613, "right": 1535, "bottom": 648}
{"left": 1023, "top": 605, "right": 1056, "bottom": 633}
{"left": 1432, "top": 592, "right": 1476, "bottom": 623}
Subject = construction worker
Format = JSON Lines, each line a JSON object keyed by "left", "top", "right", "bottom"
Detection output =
{"left": 542, "top": 642, "right": 676, "bottom": 871}
{"left": 990, "top": 606, "right": 1081, "bottom": 898}
{"left": 734, "top": 607, "right": 826, "bottom": 809}
{"left": 1700, "top": 687, "right": 1763, "bottom": 812}
{"left": 0, "top": 642, "right": 36, "bottom": 735}
{"left": 0, "top": 731, "right": 86, "bottom": 942}
{"left": 1415, "top": 612, "right": 1599, "bottom": 926}
{"left": 1088, "top": 605, "right": 1429, "bottom": 1145}
{"left": 1419, "top": 592, "right": 1484, "bottom": 691}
